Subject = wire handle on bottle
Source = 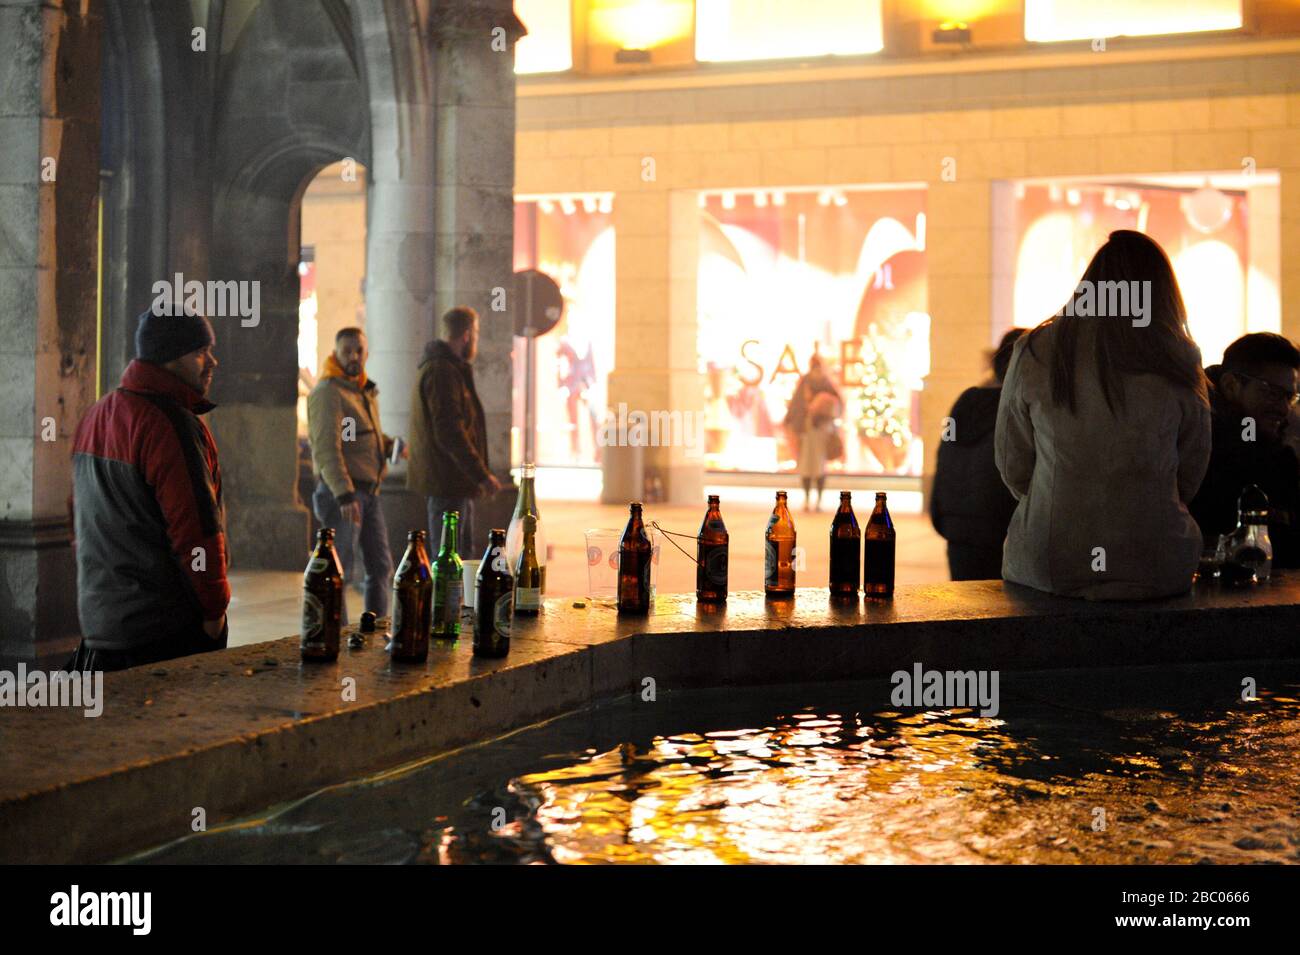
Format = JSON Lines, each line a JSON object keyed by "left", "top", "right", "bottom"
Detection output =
{"left": 649, "top": 520, "right": 702, "bottom": 568}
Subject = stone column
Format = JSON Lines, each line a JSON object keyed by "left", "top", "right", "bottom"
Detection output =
{"left": 426, "top": 0, "right": 524, "bottom": 549}
{"left": 0, "top": 0, "right": 102, "bottom": 663}
{"left": 920, "top": 180, "right": 993, "bottom": 506}
{"left": 602, "top": 190, "right": 705, "bottom": 505}
{"left": 352, "top": 0, "right": 439, "bottom": 556}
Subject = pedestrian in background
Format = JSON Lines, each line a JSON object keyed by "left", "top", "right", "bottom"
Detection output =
{"left": 996, "top": 231, "right": 1210, "bottom": 600}
{"left": 931, "top": 327, "right": 1026, "bottom": 580}
{"left": 68, "top": 309, "right": 229, "bottom": 670}
{"left": 307, "top": 326, "right": 396, "bottom": 623}
{"left": 408, "top": 306, "right": 500, "bottom": 557}
{"left": 785, "top": 353, "right": 842, "bottom": 513}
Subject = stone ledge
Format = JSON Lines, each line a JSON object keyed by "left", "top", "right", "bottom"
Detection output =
{"left": 2, "top": 574, "right": 1298, "bottom": 863}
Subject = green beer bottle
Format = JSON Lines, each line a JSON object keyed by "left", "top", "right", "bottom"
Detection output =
{"left": 431, "top": 510, "right": 464, "bottom": 637}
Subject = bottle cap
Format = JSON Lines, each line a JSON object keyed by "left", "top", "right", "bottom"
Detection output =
{"left": 359, "top": 611, "right": 376, "bottom": 633}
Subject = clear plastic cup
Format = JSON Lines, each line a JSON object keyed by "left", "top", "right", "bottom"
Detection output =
{"left": 584, "top": 529, "right": 623, "bottom": 606}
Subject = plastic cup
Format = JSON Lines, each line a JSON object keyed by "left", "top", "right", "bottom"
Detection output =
{"left": 584, "top": 529, "right": 622, "bottom": 606}
{"left": 462, "top": 559, "right": 480, "bottom": 609}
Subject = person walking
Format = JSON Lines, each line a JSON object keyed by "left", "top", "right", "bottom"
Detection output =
{"left": 785, "top": 354, "right": 842, "bottom": 512}
{"left": 996, "top": 230, "right": 1211, "bottom": 600}
{"left": 931, "top": 327, "right": 1026, "bottom": 580}
{"left": 307, "top": 326, "right": 395, "bottom": 623}
{"left": 68, "top": 309, "right": 229, "bottom": 670}
{"left": 408, "top": 306, "right": 500, "bottom": 557}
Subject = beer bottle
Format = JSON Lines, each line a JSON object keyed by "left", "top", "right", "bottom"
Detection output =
{"left": 863, "top": 492, "right": 896, "bottom": 598}
{"left": 391, "top": 529, "right": 432, "bottom": 662}
{"left": 301, "top": 527, "right": 343, "bottom": 661}
{"left": 431, "top": 510, "right": 464, "bottom": 637}
{"left": 514, "top": 513, "right": 543, "bottom": 616}
{"left": 506, "top": 463, "right": 547, "bottom": 598}
{"left": 617, "top": 502, "right": 652, "bottom": 615}
{"left": 696, "top": 494, "right": 728, "bottom": 604}
{"left": 474, "top": 528, "right": 514, "bottom": 658}
{"left": 829, "top": 491, "right": 861, "bottom": 598}
{"left": 764, "top": 491, "right": 796, "bottom": 597}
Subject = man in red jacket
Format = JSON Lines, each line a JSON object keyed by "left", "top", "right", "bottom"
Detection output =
{"left": 67, "top": 309, "right": 230, "bottom": 671}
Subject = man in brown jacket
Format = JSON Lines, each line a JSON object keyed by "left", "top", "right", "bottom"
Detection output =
{"left": 307, "top": 326, "right": 395, "bottom": 621}
{"left": 408, "top": 307, "right": 500, "bottom": 557}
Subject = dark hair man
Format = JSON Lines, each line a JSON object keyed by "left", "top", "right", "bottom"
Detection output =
{"left": 1190, "top": 332, "right": 1300, "bottom": 567}
{"left": 306, "top": 326, "right": 396, "bottom": 622}
{"left": 68, "top": 310, "right": 229, "bottom": 671}
{"left": 408, "top": 306, "right": 500, "bottom": 556}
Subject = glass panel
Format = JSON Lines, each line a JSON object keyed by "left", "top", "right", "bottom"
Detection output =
{"left": 513, "top": 195, "right": 616, "bottom": 468}
{"left": 516, "top": 0, "right": 573, "bottom": 74}
{"left": 697, "top": 187, "right": 928, "bottom": 476}
{"left": 995, "top": 175, "right": 1278, "bottom": 366}
{"left": 1025, "top": 0, "right": 1242, "bottom": 42}
{"left": 696, "top": 0, "right": 884, "bottom": 62}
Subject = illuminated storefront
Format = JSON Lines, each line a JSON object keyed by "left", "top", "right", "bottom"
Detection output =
{"left": 994, "top": 172, "right": 1281, "bottom": 364}
{"left": 697, "top": 186, "right": 929, "bottom": 477}
{"left": 512, "top": 193, "right": 616, "bottom": 468}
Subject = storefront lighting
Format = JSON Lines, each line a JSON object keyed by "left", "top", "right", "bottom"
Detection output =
{"left": 539, "top": 199, "right": 555, "bottom": 215}
{"left": 560, "top": 197, "right": 577, "bottom": 215}
{"left": 817, "top": 190, "right": 832, "bottom": 207}
{"left": 1048, "top": 184, "right": 1062, "bottom": 202}
{"left": 582, "top": 196, "right": 598, "bottom": 213}
{"left": 592, "top": 0, "right": 693, "bottom": 55}
{"left": 721, "top": 191, "right": 736, "bottom": 210}
{"left": 834, "top": 192, "right": 849, "bottom": 207}
{"left": 772, "top": 191, "right": 786, "bottom": 207}
{"left": 1183, "top": 186, "right": 1233, "bottom": 235}
{"left": 754, "top": 191, "right": 768, "bottom": 208}
{"left": 932, "top": 20, "right": 971, "bottom": 44}
{"left": 1103, "top": 187, "right": 1117, "bottom": 207}
{"left": 698, "top": 192, "right": 709, "bottom": 209}
{"left": 1066, "top": 188, "right": 1081, "bottom": 206}
{"left": 598, "top": 194, "right": 613, "bottom": 214}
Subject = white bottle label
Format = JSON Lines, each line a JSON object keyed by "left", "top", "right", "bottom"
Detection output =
{"left": 515, "top": 586, "right": 541, "bottom": 610}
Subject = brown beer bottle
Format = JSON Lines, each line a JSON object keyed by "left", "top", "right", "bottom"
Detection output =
{"left": 390, "top": 529, "right": 432, "bottom": 662}
{"left": 863, "top": 492, "right": 896, "bottom": 598}
{"left": 829, "top": 491, "right": 861, "bottom": 598}
{"left": 474, "top": 529, "right": 513, "bottom": 658}
{"left": 617, "top": 502, "right": 652, "bottom": 615}
{"left": 301, "top": 528, "right": 343, "bottom": 661}
{"left": 764, "top": 491, "right": 796, "bottom": 597}
{"left": 696, "top": 495, "right": 728, "bottom": 604}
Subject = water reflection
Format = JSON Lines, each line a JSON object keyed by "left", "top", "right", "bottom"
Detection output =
{"left": 128, "top": 663, "right": 1300, "bottom": 865}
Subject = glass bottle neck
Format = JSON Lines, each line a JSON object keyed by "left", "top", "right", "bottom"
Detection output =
{"left": 439, "top": 522, "right": 459, "bottom": 557}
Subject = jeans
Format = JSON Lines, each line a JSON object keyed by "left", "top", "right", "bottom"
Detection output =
{"left": 427, "top": 496, "right": 475, "bottom": 559}
{"left": 312, "top": 480, "right": 394, "bottom": 623}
